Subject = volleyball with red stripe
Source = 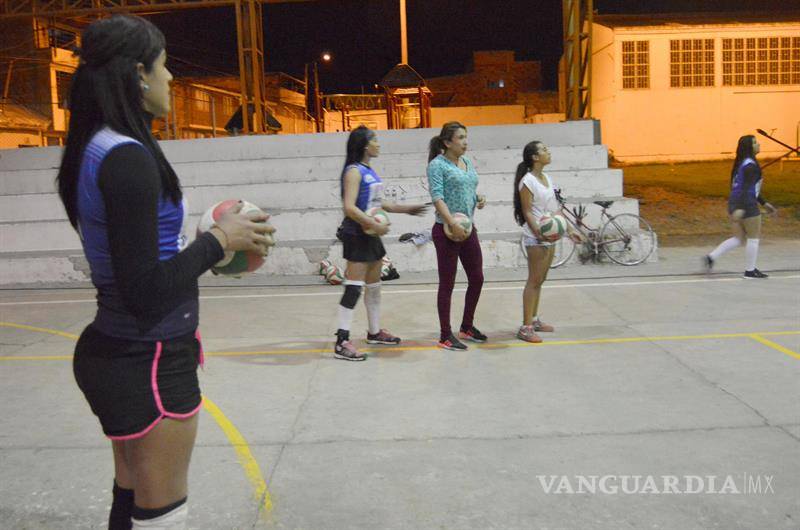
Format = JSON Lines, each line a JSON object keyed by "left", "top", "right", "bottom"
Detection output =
{"left": 197, "top": 199, "right": 268, "bottom": 276}
{"left": 538, "top": 213, "right": 567, "bottom": 242}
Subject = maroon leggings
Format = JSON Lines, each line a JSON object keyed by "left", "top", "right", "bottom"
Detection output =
{"left": 431, "top": 222, "right": 484, "bottom": 339}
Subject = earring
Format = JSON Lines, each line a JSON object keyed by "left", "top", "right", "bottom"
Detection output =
{"left": 141, "top": 82, "right": 150, "bottom": 92}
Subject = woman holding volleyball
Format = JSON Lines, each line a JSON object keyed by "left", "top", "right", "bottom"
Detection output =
{"left": 427, "top": 121, "right": 487, "bottom": 351}
{"left": 513, "top": 141, "right": 580, "bottom": 343}
{"left": 333, "top": 125, "right": 428, "bottom": 361}
{"left": 57, "top": 15, "right": 273, "bottom": 528}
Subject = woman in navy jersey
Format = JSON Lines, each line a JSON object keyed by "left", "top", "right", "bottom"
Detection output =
{"left": 704, "top": 135, "right": 776, "bottom": 278}
{"left": 56, "top": 15, "right": 273, "bottom": 529}
{"left": 333, "top": 126, "right": 428, "bottom": 361}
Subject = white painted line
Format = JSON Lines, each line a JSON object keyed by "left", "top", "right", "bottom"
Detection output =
{"left": 0, "top": 274, "right": 797, "bottom": 307}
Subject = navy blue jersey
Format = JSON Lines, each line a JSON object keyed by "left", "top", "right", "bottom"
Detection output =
{"left": 340, "top": 163, "right": 384, "bottom": 235}
{"left": 728, "top": 158, "right": 762, "bottom": 210}
{"left": 76, "top": 127, "right": 221, "bottom": 341}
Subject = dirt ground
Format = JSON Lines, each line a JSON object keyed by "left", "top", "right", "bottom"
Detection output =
{"left": 621, "top": 160, "right": 800, "bottom": 247}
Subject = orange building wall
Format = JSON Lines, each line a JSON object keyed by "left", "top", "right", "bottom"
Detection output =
{"left": 591, "top": 21, "right": 800, "bottom": 162}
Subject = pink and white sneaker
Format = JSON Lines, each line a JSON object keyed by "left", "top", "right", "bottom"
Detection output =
{"left": 366, "top": 329, "right": 401, "bottom": 345}
{"left": 334, "top": 340, "right": 366, "bottom": 361}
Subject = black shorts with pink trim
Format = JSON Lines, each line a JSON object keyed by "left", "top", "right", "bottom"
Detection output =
{"left": 73, "top": 325, "right": 203, "bottom": 440}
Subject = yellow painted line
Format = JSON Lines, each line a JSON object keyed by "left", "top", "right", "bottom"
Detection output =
{"left": 0, "top": 321, "right": 79, "bottom": 340}
{"left": 204, "top": 331, "right": 800, "bottom": 357}
{"left": 749, "top": 334, "right": 800, "bottom": 360}
{"left": 0, "top": 321, "right": 273, "bottom": 513}
{"left": 0, "top": 354, "right": 74, "bottom": 361}
{"left": 2, "top": 326, "right": 799, "bottom": 360}
{"left": 201, "top": 397, "right": 272, "bottom": 513}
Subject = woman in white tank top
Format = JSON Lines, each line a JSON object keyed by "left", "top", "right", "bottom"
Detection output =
{"left": 512, "top": 141, "right": 579, "bottom": 343}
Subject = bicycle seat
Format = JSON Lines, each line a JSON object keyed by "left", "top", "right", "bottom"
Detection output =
{"left": 594, "top": 200, "right": 614, "bottom": 209}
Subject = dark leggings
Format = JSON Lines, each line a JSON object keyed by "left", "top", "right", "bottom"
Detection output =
{"left": 431, "top": 222, "right": 484, "bottom": 339}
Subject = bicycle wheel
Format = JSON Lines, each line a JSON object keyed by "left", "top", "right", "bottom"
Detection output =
{"left": 600, "top": 213, "right": 655, "bottom": 266}
{"left": 550, "top": 235, "right": 576, "bottom": 268}
{"left": 519, "top": 234, "right": 575, "bottom": 268}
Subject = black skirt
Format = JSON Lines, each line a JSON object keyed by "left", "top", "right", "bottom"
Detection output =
{"left": 341, "top": 231, "right": 386, "bottom": 263}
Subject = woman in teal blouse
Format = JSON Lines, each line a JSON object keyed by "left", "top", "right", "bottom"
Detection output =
{"left": 427, "top": 121, "right": 487, "bottom": 350}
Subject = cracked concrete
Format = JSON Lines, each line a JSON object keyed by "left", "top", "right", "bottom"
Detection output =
{"left": 0, "top": 242, "right": 798, "bottom": 529}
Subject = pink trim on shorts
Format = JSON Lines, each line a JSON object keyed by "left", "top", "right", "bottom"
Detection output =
{"left": 105, "top": 339, "right": 201, "bottom": 440}
{"left": 195, "top": 329, "right": 205, "bottom": 368}
{"left": 107, "top": 415, "right": 163, "bottom": 441}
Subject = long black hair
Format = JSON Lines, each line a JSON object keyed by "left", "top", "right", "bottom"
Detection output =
{"left": 428, "top": 121, "right": 466, "bottom": 162}
{"left": 56, "top": 15, "right": 181, "bottom": 230}
{"left": 340, "top": 125, "right": 375, "bottom": 196}
{"left": 730, "top": 134, "right": 757, "bottom": 186}
{"left": 513, "top": 141, "right": 542, "bottom": 226}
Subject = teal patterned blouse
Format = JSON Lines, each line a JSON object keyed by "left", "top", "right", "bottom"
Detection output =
{"left": 426, "top": 154, "right": 479, "bottom": 224}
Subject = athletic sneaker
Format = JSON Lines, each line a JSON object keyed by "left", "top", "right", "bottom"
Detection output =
{"left": 703, "top": 255, "right": 714, "bottom": 272}
{"left": 366, "top": 329, "right": 401, "bottom": 345}
{"left": 532, "top": 319, "right": 554, "bottom": 332}
{"left": 334, "top": 340, "right": 366, "bottom": 361}
{"left": 459, "top": 326, "right": 487, "bottom": 343}
{"left": 517, "top": 325, "right": 542, "bottom": 343}
{"left": 743, "top": 268, "right": 768, "bottom": 279}
{"left": 438, "top": 334, "right": 468, "bottom": 351}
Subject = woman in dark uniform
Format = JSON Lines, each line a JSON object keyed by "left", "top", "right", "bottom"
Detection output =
{"left": 57, "top": 15, "right": 273, "bottom": 528}
{"left": 333, "top": 126, "right": 428, "bottom": 361}
{"left": 704, "top": 135, "right": 776, "bottom": 278}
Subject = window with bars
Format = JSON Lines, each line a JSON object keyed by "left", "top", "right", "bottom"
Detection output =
{"left": 722, "top": 36, "right": 800, "bottom": 86}
{"left": 622, "top": 40, "right": 650, "bottom": 89}
{"left": 193, "top": 89, "right": 211, "bottom": 112}
{"left": 56, "top": 70, "right": 72, "bottom": 109}
{"left": 670, "top": 39, "right": 715, "bottom": 87}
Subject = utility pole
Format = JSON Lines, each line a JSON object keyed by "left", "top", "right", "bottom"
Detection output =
{"left": 400, "top": 0, "right": 408, "bottom": 63}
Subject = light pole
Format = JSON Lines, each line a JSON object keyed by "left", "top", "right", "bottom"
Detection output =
{"left": 305, "top": 52, "right": 332, "bottom": 132}
{"left": 400, "top": 0, "right": 408, "bottom": 64}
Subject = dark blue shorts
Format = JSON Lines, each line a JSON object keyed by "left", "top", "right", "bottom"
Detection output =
{"left": 728, "top": 202, "right": 760, "bottom": 219}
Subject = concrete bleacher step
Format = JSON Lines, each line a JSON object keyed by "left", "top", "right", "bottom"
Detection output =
{"left": 0, "top": 196, "right": 639, "bottom": 253}
{"left": 0, "top": 166, "right": 623, "bottom": 224}
{"left": 0, "top": 223, "right": 658, "bottom": 286}
{"left": 0, "top": 121, "right": 601, "bottom": 174}
{"left": 0, "top": 121, "right": 655, "bottom": 285}
{"left": 0, "top": 144, "right": 611, "bottom": 199}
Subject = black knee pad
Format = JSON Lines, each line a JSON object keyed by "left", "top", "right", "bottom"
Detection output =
{"left": 340, "top": 283, "right": 362, "bottom": 309}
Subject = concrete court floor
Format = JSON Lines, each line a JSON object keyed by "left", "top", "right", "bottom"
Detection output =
{"left": 1, "top": 242, "right": 798, "bottom": 530}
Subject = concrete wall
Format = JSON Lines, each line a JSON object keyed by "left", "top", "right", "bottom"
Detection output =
{"left": 0, "top": 121, "right": 650, "bottom": 284}
{"left": 591, "top": 21, "right": 800, "bottom": 162}
{"left": 431, "top": 106, "right": 527, "bottom": 127}
{"left": 0, "top": 132, "right": 43, "bottom": 149}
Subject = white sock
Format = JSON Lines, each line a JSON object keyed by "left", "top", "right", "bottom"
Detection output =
{"left": 132, "top": 503, "right": 188, "bottom": 529}
{"left": 745, "top": 238, "right": 759, "bottom": 271}
{"left": 364, "top": 282, "right": 381, "bottom": 335}
{"left": 337, "top": 305, "right": 354, "bottom": 336}
{"left": 709, "top": 237, "right": 742, "bottom": 261}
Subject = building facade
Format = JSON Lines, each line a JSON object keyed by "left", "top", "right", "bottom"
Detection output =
{"left": 590, "top": 12, "right": 800, "bottom": 162}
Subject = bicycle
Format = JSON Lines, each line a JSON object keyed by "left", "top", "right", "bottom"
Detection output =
{"left": 521, "top": 188, "right": 656, "bottom": 268}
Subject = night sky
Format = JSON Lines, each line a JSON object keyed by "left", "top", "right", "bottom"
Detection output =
{"left": 147, "top": 0, "right": 794, "bottom": 92}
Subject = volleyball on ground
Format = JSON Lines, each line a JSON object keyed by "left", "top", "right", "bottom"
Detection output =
{"left": 325, "top": 264, "right": 344, "bottom": 285}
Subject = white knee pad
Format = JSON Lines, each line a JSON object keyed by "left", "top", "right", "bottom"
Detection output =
{"left": 132, "top": 503, "right": 188, "bottom": 529}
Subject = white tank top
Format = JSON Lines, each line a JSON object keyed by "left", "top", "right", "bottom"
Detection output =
{"left": 519, "top": 172, "right": 559, "bottom": 237}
